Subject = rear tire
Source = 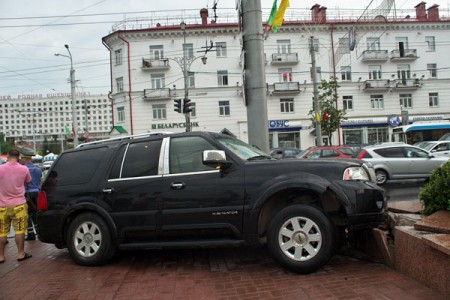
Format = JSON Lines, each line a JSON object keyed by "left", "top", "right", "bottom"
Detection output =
{"left": 67, "top": 213, "right": 116, "bottom": 266}
{"left": 267, "top": 204, "right": 335, "bottom": 274}
{"left": 375, "top": 169, "right": 388, "bottom": 185}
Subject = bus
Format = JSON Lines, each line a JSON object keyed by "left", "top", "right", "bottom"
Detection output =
{"left": 392, "top": 121, "right": 450, "bottom": 144}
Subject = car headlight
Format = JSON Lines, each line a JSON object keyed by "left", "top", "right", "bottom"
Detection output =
{"left": 343, "top": 167, "right": 370, "bottom": 181}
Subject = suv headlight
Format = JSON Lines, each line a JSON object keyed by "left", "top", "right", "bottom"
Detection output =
{"left": 343, "top": 167, "right": 370, "bottom": 181}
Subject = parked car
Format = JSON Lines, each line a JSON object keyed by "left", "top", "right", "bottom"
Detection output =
{"left": 270, "top": 147, "right": 302, "bottom": 159}
{"left": 438, "top": 133, "right": 450, "bottom": 141}
{"left": 297, "top": 146, "right": 355, "bottom": 159}
{"left": 353, "top": 143, "right": 449, "bottom": 185}
{"left": 42, "top": 160, "right": 54, "bottom": 170}
{"left": 37, "top": 131, "right": 386, "bottom": 274}
{"left": 421, "top": 141, "right": 450, "bottom": 158}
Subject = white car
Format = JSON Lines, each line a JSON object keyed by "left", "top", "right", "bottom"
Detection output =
{"left": 42, "top": 160, "right": 54, "bottom": 170}
{"left": 421, "top": 141, "right": 450, "bottom": 158}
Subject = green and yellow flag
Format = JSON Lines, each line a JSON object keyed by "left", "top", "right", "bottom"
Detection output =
{"left": 272, "top": 0, "right": 290, "bottom": 32}
{"left": 267, "top": 0, "right": 278, "bottom": 27}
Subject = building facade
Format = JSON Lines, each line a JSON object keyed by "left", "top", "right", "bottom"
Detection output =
{"left": 102, "top": 2, "right": 450, "bottom": 149}
{"left": 0, "top": 93, "right": 113, "bottom": 151}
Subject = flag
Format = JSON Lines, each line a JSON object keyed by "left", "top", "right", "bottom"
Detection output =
{"left": 315, "top": 111, "right": 321, "bottom": 122}
{"left": 323, "top": 113, "right": 329, "bottom": 122}
{"left": 64, "top": 126, "right": 72, "bottom": 136}
{"left": 264, "top": 0, "right": 278, "bottom": 35}
{"left": 272, "top": 0, "right": 290, "bottom": 33}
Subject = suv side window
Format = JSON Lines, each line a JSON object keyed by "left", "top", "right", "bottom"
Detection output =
{"left": 406, "top": 147, "right": 429, "bottom": 158}
{"left": 109, "top": 140, "right": 162, "bottom": 179}
{"left": 51, "top": 147, "right": 107, "bottom": 186}
{"left": 374, "top": 147, "right": 405, "bottom": 158}
{"left": 322, "top": 149, "right": 339, "bottom": 158}
{"left": 169, "top": 136, "right": 217, "bottom": 174}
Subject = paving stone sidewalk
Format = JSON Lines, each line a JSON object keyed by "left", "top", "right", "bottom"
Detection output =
{"left": 1, "top": 239, "right": 446, "bottom": 300}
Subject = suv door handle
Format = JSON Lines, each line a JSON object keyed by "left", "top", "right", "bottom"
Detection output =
{"left": 170, "top": 182, "right": 185, "bottom": 190}
{"left": 102, "top": 188, "right": 115, "bottom": 194}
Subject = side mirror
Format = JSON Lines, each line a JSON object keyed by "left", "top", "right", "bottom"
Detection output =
{"left": 203, "top": 150, "right": 231, "bottom": 170}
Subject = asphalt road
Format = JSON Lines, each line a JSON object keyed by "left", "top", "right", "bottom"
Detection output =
{"left": 384, "top": 179, "right": 427, "bottom": 202}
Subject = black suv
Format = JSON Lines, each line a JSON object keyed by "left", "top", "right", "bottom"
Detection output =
{"left": 37, "top": 132, "right": 386, "bottom": 274}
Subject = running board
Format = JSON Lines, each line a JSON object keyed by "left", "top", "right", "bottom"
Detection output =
{"left": 119, "top": 239, "right": 245, "bottom": 250}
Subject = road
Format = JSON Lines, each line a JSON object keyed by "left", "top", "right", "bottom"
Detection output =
{"left": 384, "top": 179, "right": 427, "bottom": 202}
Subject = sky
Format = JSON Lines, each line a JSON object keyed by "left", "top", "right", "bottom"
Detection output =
{"left": 1, "top": 0, "right": 449, "bottom": 98}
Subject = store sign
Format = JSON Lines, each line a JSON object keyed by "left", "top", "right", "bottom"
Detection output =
{"left": 151, "top": 122, "right": 199, "bottom": 130}
{"left": 269, "top": 120, "right": 289, "bottom": 128}
{"left": 411, "top": 115, "right": 443, "bottom": 122}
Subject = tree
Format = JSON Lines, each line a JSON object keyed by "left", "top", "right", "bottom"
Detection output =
{"left": 308, "top": 77, "right": 347, "bottom": 146}
{"left": 0, "top": 132, "right": 14, "bottom": 154}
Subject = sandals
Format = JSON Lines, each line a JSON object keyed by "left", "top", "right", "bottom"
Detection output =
{"left": 17, "top": 252, "right": 32, "bottom": 261}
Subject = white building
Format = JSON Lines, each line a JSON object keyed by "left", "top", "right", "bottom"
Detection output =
{"left": 102, "top": 2, "right": 450, "bottom": 149}
{"left": 0, "top": 92, "right": 113, "bottom": 150}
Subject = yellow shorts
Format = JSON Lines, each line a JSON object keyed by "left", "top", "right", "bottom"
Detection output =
{"left": 0, "top": 204, "right": 28, "bottom": 237}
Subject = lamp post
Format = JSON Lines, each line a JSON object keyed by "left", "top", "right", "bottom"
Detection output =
{"left": 55, "top": 44, "right": 78, "bottom": 147}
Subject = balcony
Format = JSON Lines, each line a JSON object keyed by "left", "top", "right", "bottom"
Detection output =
{"left": 391, "top": 49, "right": 418, "bottom": 61}
{"left": 271, "top": 53, "right": 299, "bottom": 65}
{"left": 361, "top": 50, "right": 389, "bottom": 62}
{"left": 143, "top": 88, "right": 171, "bottom": 100}
{"left": 273, "top": 82, "right": 300, "bottom": 94}
{"left": 394, "top": 78, "right": 421, "bottom": 90}
{"left": 364, "top": 79, "right": 392, "bottom": 91}
{"left": 141, "top": 58, "right": 170, "bottom": 71}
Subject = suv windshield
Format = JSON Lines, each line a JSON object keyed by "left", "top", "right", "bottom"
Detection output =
{"left": 218, "top": 137, "right": 273, "bottom": 161}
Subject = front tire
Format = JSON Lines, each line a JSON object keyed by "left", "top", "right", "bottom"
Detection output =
{"left": 67, "top": 213, "right": 115, "bottom": 266}
{"left": 267, "top": 205, "right": 335, "bottom": 274}
{"left": 375, "top": 169, "right": 388, "bottom": 185}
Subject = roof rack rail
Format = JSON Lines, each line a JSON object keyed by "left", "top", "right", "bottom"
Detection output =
{"left": 76, "top": 132, "right": 173, "bottom": 148}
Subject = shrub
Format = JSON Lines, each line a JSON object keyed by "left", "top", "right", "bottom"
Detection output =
{"left": 419, "top": 162, "right": 450, "bottom": 215}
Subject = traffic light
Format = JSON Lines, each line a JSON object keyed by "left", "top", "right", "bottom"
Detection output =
{"left": 174, "top": 99, "right": 182, "bottom": 113}
{"left": 183, "top": 98, "right": 192, "bottom": 113}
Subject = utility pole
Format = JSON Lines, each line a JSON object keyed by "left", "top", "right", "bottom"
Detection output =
{"left": 242, "top": 0, "right": 269, "bottom": 152}
{"left": 180, "top": 22, "right": 191, "bottom": 132}
{"left": 310, "top": 36, "right": 322, "bottom": 146}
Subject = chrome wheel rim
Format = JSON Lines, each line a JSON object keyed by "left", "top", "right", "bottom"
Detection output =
{"left": 74, "top": 221, "right": 102, "bottom": 257}
{"left": 376, "top": 171, "right": 386, "bottom": 184}
{"left": 278, "top": 216, "right": 322, "bottom": 261}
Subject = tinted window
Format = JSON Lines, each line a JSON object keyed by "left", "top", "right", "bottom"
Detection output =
{"left": 322, "top": 149, "right": 339, "bottom": 157}
{"left": 305, "top": 150, "right": 321, "bottom": 158}
{"left": 121, "top": 140, "right": 162, "bottom": 178}
{"left": 374, "top": 147, "right": 405, "bottom": 158}
{"left": 51, "top": 147, "right": 107, "bottom": 186}
{"left": 170, "top": 136, "right": 217, "bottom": 174}
{"left": 108, "top": 145, "right": 127, "bottom": 179}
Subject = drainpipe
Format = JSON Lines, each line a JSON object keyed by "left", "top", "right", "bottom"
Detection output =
{"left": 117, "top": 33, "right": 134, "bottom": 135}
{"left": 330, "top": 23, "right": 341, "bottom": 145}
{"left": 102, "top": 40, "right": 115, "bottom": 128}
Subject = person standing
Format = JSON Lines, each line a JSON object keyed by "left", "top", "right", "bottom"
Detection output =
{"left": 22, "top": 154, "right": 42, "bottom": 241}
{"left": 0, "top": 149, "right": 32, "bottom": 263}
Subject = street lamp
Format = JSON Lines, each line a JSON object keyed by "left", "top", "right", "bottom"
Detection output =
{"left": 55, "top": 44, "right": 78, "bottom": 147}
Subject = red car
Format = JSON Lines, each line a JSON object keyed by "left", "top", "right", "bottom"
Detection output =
{"left": 297, "top": 146, "right": 355, "bottom": 159}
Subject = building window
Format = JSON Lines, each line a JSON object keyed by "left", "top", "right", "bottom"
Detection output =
{"left": 399, "top": 94, "right": 412, "bottom": 108}
{"left": 279, "top": 68, "right": 293, "bottom": 82}
{"left": 280, "top": 98, "right": 294, "bottom": 113}
{"left": 341, "top": 66, "right": 352, "bottom": 81}
{"left": 187, "top": 71, "right": 195, "bottom": 87}
{"left": 117, "top": 107, "right": 125, "bottom": 122}
{"left": 151, "top": 74, "right": 165, "bottom": 89}
{"left": 427, "top": 63, "right": 437, "bottom": 78}
{"left": 425, "top": 36, "right": 436, "bottom": 51}
{"left": 338, "top": 38, "right": 350, "bottom": 54}
{"left": 183, "top": 43, "right": 194, "bottom": 59}
{"left": 343, "top": 96, "right": 353, "bottom": 111}
{"left": 367, "top": 37, "right": 380, "bottom": 51}
{"left": 150, "top": 45, "right": 164, "bottom": 60}
{"left": 217, "top": 71, "right": 228, "bottom": 86}
{"left": 152, "top": 104, "right": 166, "bottom": 119}
{"left": 190, "top": 102, "right": 196, "bottom": 117}
{"left": 429, "top": 93, "right": 439, "bottom": 107}
{"left": 370, "top": 95, "right": 384, "bottom": 109}
{"left": 114, "top": 49, "right": 122, "bottom": 65}
{"left": 277, "top": 40, "right": 291, "bottom": 54}
{"left": 116, "top": 77, "right": 124, "bottom": 92}
{"left": 395, "top": 37, "right": 409, "bottom": 50}
{"left": 219, "top": 101, "right": 230, "bottom": 116}
{"left": 369, "top": 65, "right": 382, "bottom": 80}
{"left": 397, "top": 64, "right": 411, "bottom": 82}
{"left": 216, "top": 42, "right": 227, "bottom": 57}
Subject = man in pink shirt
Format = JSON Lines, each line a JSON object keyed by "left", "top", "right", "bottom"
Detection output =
{"left": 0, "top": 149, "right": 32, "bottom": 263}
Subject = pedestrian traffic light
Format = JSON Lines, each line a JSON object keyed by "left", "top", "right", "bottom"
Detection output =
{"left": 183, "top": 98, "right": 192, "bottom": 113}
{"left": 174, "top": 99, "right": 182, "bottom": 113}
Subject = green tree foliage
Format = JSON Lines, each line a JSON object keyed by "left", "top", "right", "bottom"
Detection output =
{"left": 0, "top": 132, "right": 15, "bottom": 154}
{"left": 419, "top": 162, "right": 450, "bottom": 215}
{"left": 308, "top": 77, "right": 347, "bottom": 146}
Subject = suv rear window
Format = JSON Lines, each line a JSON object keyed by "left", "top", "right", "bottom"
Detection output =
{"left": 50, "top": 147, "right": 107, "bottom": 186}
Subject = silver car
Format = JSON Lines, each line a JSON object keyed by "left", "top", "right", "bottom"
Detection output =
{"left": 421, "top": 141, "right": 450, "bottom": 158}
{"left": 354, "top": 143, "right": 449, "bottom": 185}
